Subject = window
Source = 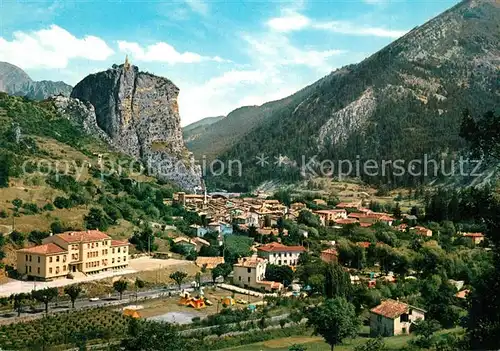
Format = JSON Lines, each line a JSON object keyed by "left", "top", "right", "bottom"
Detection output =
{"left": 49, "top": 267, "right": 52, "bottom": 274}
{"left": 25, "top": 266, "right": 28, "bottom": 273}
{"left": 123, "top": 247, "right": 127, "bottom": 253}
{"left": 38, "top": 257, "right": 40, "bottom": 263}
{"left": 112, "top": 248, "right": 115, "bottom": 254}
{"left": 55, "top": 267, "right": 60, "bottom": 274}
{"left": 29, "top": 266, "right": 31, "bottom": 273}
{"left": 96, "top": 242, "right": 99, "bottom": 247}
{"left": 118, "top": 247, "right": 121, "bottom": 253}
{"left": 238, "top": 276, "right": 241, "bottom": 281}
{"left": 247, "top": 277, "right": 250, "bottom": 282}
{"left": 37, "top": 267, "right": 40, "bottom": 274}
{"left": 112, "top": 258, "right": 115, "bottom": 264}
{"left": 247, "top": 268, "right": 251, "bottom": 273}
{"left": 63, "top": 256, "right": 66, "bottom": 262}
{"left": 49, "top": 257, "right": 53, "bottom": 263}
{"left": 123, "top": 256, "right": 126, "bottom": 261}
{"left": 25, "top": 254, "right": 28, "bottom": 261}
{"left": 63, "top": 265, "right": 66, "bottom": 271}
{"left": 56, "top": 256, "right": 60, "bottom": 262}
{"left": 29, "top": 255, "right": 32, "bottom": 262}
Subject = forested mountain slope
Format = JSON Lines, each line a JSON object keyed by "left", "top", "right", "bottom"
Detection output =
{"left": 209, "top": 0, "right": 500, "bottom": 191}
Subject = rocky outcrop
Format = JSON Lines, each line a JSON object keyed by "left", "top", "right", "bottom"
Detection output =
{"left": 71, "top": 63, "right": 201, "bottom": 190}
{"left": 51, "top": 95, "right": 112, "bottom": 144}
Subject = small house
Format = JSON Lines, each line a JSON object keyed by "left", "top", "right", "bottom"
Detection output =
{"left": 370, "top": 299, "right": 425, "bottom": 337}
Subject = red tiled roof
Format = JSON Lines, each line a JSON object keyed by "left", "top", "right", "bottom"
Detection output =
{"left": 357, "top": 241, "right": 371, "bottom": 248}
{"left": 456, "top": 289, "right": 470, "bottom": 299}
{"left": 321, "top": 248, "right": 338, "bottom": 255}
{"left": 57, "top": 230, "right": 110, "bottom": 243}
{"left": 335, "top": 218, "right": 359, "bottom": 225}
{"left": 235, "top": 257, "right": 266, "bottom": 268}
{"left": 370, "top": 299, "right": 409, "bottom": 319}
{"left": 257, "top": 242, "right": 305, "bottom": 253}
{"left": 462, "top": 232, "right": 484, "bottom": 238}
{"left": 111, "top": 240, "right": 129, "bottom": 247}
{"left": 258, "top": 280, "right": 283, "bottom": 289}
{"left": 315, "top": 209, "right": 346, "bottom": 214}
{"left": 360, "top": 222, "right": 373, "bottom": 227}
{"left": 19, "top": 243, "right": 67, "bottom": 255}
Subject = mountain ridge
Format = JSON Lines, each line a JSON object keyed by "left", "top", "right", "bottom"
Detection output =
{"left": 0, "top": 61, "right": 72, "bottom": 100}
{"left": 208, "top": 0, "right": 500, "bottom": 191}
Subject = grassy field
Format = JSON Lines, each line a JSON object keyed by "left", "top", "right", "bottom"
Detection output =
{"left": 227, "top": 327, "right": 464, "bottom": 351}
{"left": 226, "top": 334, "right": 412, "bottom": 351}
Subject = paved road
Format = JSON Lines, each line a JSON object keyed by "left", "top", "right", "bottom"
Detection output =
{"left": 0, "top": 277, "right": 213, "bottom": 324}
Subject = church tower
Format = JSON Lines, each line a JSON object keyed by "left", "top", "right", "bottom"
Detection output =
{"left": 124, "top": 55, "right": 131, "bottom": 71}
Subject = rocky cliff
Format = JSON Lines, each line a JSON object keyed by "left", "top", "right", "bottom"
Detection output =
{"left": 71, "top": 63, "right": 201, "bottom": 190}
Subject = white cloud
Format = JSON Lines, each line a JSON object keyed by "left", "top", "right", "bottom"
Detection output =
{"left": 243, "top": 33, "right": 345, "bottom": 72}
{"left": 178, "top": 69, "right": 269, "bottom": 125}
{"left": 0, "top": 25, "right": 114, "bottom": 69}
{"left": 267, "top": 10, "right": 310, "bottom": 32}
{"left": 118, "top": 41, "right": 230, "bottom": 64}
{"left": 184, "top": 0, "right": 209, "bottom": 15}
{"left": 314, "top": 21, "right": 407, "bottom": 38}
{"left": 267, "top": 9, "right": 407, "bottom": 38}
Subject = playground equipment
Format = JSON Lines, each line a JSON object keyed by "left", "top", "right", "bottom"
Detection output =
{"left": 179, "top": 291, "right": 207, "bottom": 309}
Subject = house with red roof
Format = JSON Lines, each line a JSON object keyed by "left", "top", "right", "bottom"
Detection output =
{"left": 460, "top": 232, "right": 485, "bottom": 245}
{"left": 257, "top": 242, "right": 306, "bottom": 266}
{"left": 320, "top": 248, "right": 338, "bottom": 263}
{"left": 370, "top": 299, "right": 425, "bottom": 337}
{"left": 314, "top": 209, "right": 348, "bottom": 226}
{"left": 232, "top": 255, "right": 283, "bottom": 292}
{"left": 17, "top": 230, "right": 129, "bottom": 281}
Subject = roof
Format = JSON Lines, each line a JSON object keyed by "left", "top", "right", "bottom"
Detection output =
{"left": 193, "top": 237, "right": 210, "bottom": 246}
{"left": 314, "top": 209, "right": 346, "bottom": 214}
{"left": 357, "top": 241, "right": 372, "bottom": 248}
{"left": 321, "top": 248, "right": 338, "bottom": 255}
{"left": 462, "top": 232, "right": 484, "bottom": 238}
{"left": 370, "top": 299, "right": 409, "bottom": 319}
{"left": 335, "top": 218, "right": 359, "bottom": 225}
{"left": 19, "top": 243, "right": 67, "bottom": 255}
{"left": 56, "top": 230, "right": 110, "bottom": 243}
{"left": 234, "top": 256, "right": 266, "bottom": 268}
{"left": 257, "top": 242, "right": 305, "bottom": 253}
{"left": 258, "top": 280, "right": 283, "bottom": 289}
{"left": 111, "top": 240, "right": 129, "bottom": 247}
{"left": 456, "top": 289, "right": 470, "bottom": 299}
{"left": 195, "top": 256, "right": 225, "bottom": 267}
{"left": 173, "top": 237, "right": 196, "bottom": 245}
{"left": 360, "top": 222, "right": 373, "bottom": 227}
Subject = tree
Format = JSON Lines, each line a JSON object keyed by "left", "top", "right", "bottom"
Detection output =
{"left": 11, "top": 293, "right": 30, "bottom": 316}
{"left": 135, "top": 278, "right": 145, "bottom": 303}
{"left": 412, "top": 319, "right": 441, "bottom": 349}
{"left": 324, "top": 262, "right": 352, "bottom": 299}
{"left": 393, "top": 202, "right": 402, "bottom": 219}
{"left": 289, "top": 345, "right": 307, "bottom": 351}
{"left": 32, "top": 287, "right": 58, "bottom": 313}
{"left": 265, "top": 264, "right": 294, "bottom": 286}
{"left": 306, "top": 297, "right": 360, "bottom": 351}
{"left": 170, "top": 271, "right": 188, "bottom": 290}
{"left": 84, "top": 207, "right": 109, "bottom": 231}
{"left": 129, "top": 226, "right": 157, "bottom": 253}
{"left": 297, "top": 210, "right": 321, "bottom": 228}
{"left": 0, "top": 153, "right": 11, "bottom": 188}
{"left": 113, "top": 280, "right": 128, "bottom": 300}
{"left": 121, "top": 318, "right": 189, "bottom": 350}
{"left": 212, "top": 263, "right": 232, "bottom": 283}
{"left": 354, "top": 337, "right": 387, "bottom": 351}
{"left": 64, "top": 285, "right": 82, "bottom": 308}
{"left": 12, "top": 198, "right": 23, "bottom": 212}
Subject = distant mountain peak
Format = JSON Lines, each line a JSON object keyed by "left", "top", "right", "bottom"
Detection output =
{"left": 0, "top": 62, "right": 72, "bottom": 100}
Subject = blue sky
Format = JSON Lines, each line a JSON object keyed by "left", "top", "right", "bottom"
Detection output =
{"left": 0, "top": 0, "right": 459, "bottom": 126}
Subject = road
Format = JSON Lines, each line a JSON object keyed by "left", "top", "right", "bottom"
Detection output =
{"left": 0, "top": 277, "right": 213, "bottom": 324}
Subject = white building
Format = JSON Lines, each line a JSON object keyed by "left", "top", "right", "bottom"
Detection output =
{"left": 256, "top": 242, "right": 306, "bottom": 266}
{"left": 232, "top": 255, "right": 283, "bottom": 292}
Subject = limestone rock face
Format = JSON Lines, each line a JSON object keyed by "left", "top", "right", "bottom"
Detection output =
{"left": 71, "top": 64, "right": 201, "bottom": 190}
{"left": 51, "top": 95, "right": 112, "bottom": 144}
